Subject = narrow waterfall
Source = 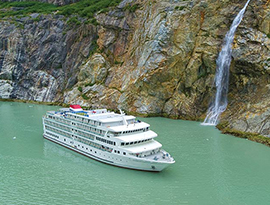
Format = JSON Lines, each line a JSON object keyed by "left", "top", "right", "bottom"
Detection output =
{"left": 202, "top": 0, "right": 251, "bottom": 126}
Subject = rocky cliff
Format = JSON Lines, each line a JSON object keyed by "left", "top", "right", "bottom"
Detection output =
{"left": 1, "top": 0, "right": 79, "bottom": 6}
{"left": 0, "top": 0, "right": 270, "bottom": 137}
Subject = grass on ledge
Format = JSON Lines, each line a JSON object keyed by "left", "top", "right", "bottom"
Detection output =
{"left": 0, "top": 0, "right": 122, "bottom": 19}
{"left": 217, "top": 122, "right": 270, "bottom": 147}
{"left": 0, "top": 1, "right": 58, "bottom": 18}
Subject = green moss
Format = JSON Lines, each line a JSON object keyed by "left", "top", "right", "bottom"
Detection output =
{"left": 267, "top": 34, "right": 270, "bottom": 38}
{"left": 85, "top": 82, "right": 95, "bottom": 87}
{"left": 89, "top": 39, "right": 99, "bottom": 56}
{"left": 55, "top": 63, "right": 62, "bottom": 69}
{"left": 78, "top": 86, "right": 83, "bottom": 92}
{"left": 216, "top": 121, "right": 230, "bottom": 130}
{"left": 32, "top": 16, "right": 41, "bottom": 22}
{"left": 175, "top": 6, "right": 185, "bottom": 11}
{"left": 82, "top": 94, "right": 90, "bottom": 100}
{"left": 58, "top": 0, "right": 122, "bottom": 18}
{"left": 114, "top": 60, "right": 122, "bottom": 65}
{"left": 67, "top": 16, "right": 81, "bottom": 26}
{"left": 90, "top": 18, "right": 99, "bottom": 26}
{"left": 217, "top": 122, "right": 270, "bottom": 147}
{"left": 0, "top": 1, "right": 58, "bottom": 18}
{"left": 0, "top": 0, "right": 122, "bottom": 19}
{"left": 124, "top": 4, "right": 140, "bottom": 12}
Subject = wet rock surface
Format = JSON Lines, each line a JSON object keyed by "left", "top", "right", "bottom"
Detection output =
{"left": 0, "top": 0, "right": 270, "bottom": 136}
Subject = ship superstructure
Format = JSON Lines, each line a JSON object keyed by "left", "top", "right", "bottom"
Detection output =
{"left": 42, "top": 105, "right": 175, "bottom": 171}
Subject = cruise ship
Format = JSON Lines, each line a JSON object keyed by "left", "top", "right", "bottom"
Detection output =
{"left": 42, "top": 105, "right": 175, "bottom": 171}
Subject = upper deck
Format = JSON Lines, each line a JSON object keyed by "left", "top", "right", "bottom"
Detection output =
{"left": 45, "top": 105, "right": 151, "bottom": 138}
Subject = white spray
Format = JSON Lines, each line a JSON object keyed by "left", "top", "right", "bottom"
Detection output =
{"left": 202, "top": 0, "right": 251, "bottom": 126}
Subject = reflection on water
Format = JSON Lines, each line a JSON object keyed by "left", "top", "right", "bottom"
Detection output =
{"left": 0, "top": 101, "right": 270, "bottom": 204}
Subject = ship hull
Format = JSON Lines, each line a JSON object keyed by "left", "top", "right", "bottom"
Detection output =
{"left": 43, "top": 133, "right": 173, "bottom": 172}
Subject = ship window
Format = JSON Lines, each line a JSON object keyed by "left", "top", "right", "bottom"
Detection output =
{"left": 114, "top": 150, "right": 117, "bottom": 153}
{"left": 114, "top": 142, "right": 116, "bottom": 145}
{"left": 121, "top": 143, "right": 124, "bottom": 146}
{"left": 118, "top": 151, "right": 120, "bottom": 154}
{"left": 130, "top": 142, "right": 134, "bottom": 145}
{"left": 82, "top": 146, "right": 84, "bottom": 148}
{"left": 134, "top": 141, "right": 137, "bottom": 144}
{"left": 64, "top": 139, "right": 66, "bottom": 141}
{"left": 123, "top": 152, "right": 126, "bottom": 155}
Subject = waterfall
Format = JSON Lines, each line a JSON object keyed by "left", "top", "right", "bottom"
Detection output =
{"left": 202, "top": 0, "right": 251, "bottom": 126}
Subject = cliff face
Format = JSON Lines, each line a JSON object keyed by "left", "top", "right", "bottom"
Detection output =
{"left": 0, "top": 0, "right": 270, "bottom": 136}
{"left": 1, "top": 0, "right": 79, "bottom": 6}
{"left": 0, "top": 14, "right": 98, "bottom": 102}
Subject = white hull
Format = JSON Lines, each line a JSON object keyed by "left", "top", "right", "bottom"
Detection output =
{"left": 42, "top": 106, "right": 175, "bottom": 171}
{"left": 43, "top": 133, "right": 173, "bottom": 172}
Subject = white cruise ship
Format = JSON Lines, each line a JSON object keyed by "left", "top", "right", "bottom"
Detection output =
{"left": 42, "top": 105, "right": 175, "bottom": 171}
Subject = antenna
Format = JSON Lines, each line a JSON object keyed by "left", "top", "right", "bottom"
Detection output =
{"left": 119, "top": 109, "right": 125, "bottom": 116}
{"left": 119, "top": 109, "right": 128, "bottom": 126}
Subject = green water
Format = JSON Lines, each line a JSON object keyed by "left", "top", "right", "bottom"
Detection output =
{"left": 1, "top": 101, "right": 270, "bottom": 205}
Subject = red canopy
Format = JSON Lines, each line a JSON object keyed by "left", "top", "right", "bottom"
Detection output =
{"left": 70, "top": 105, "right": 82, "bottom": 109}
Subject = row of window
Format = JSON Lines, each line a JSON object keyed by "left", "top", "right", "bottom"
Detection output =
{"left": 46, "top": 120, "right": 95, "bottom": 142}
{"left": 76, "top": 129, "right": 95, "bottom": 141}
{"left": 54, "top": 116, "right": 66, "bottom": 124}
{"left": 45, "top": 120, "right": 70, "bottom": 132}
{"left": 48, "top": 115, "right": 55, "bottom": 120}
{"left": 120, "top": 127, "right": 150, "bottom": 135}
{"left": 114, "top": 149, "right": 126, "bottom": 155}
{"left": 76, "top": 136, "right": 112, "bottom": 153}
{"left": 130, "top": 148, "right": 160, "bottom": 158}
{"left": 49, "top": 115, "right": 72, "bottom": 129}
{"left": 66, "top": 114, "right": 102, "bottom": 127}
{"left": 76, "top": 122, "right": 106, "bottom": 136}
{"left": 46, "top": 130, "right": 129, "bottom": 157}
{"left": 45, "top": 124, "right": 112, "bottom": 154}
{"left": 96, "top": 137, "right": 115, "bottom": 145}
{"left": 48, "top": 114, "right": 150, "bottom": 139}
{"left": 49, "top": 115, "right": 106, "bottom": 138}
{"left": 121, "top": 138, "right": 152, "bottom": 146}
{"left": 45, "top": 125, "right": 71, "bottom": 139}
{"left": 46, "top": 131, "right": 59, "bottom": 139}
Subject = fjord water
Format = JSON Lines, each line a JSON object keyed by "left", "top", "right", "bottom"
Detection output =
{"left": 203, "top": 0, "right": 251, "bottom": 125}
{"left": 1, "top": 102, "right": 270, "bottom": 204}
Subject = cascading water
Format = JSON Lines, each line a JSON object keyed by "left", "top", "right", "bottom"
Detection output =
{"left": 202, "top": 0, "right": 251, "bottom": 126}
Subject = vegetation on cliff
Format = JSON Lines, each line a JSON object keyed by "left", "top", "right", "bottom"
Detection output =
{"left": 0, "top": 0, "right": 270, "bottom": 145}
{"left": 0, "top": 0, "right": 122, "bottom": 18}
{"left": 217, "top": 122, "right": 270, "bottom": 147}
